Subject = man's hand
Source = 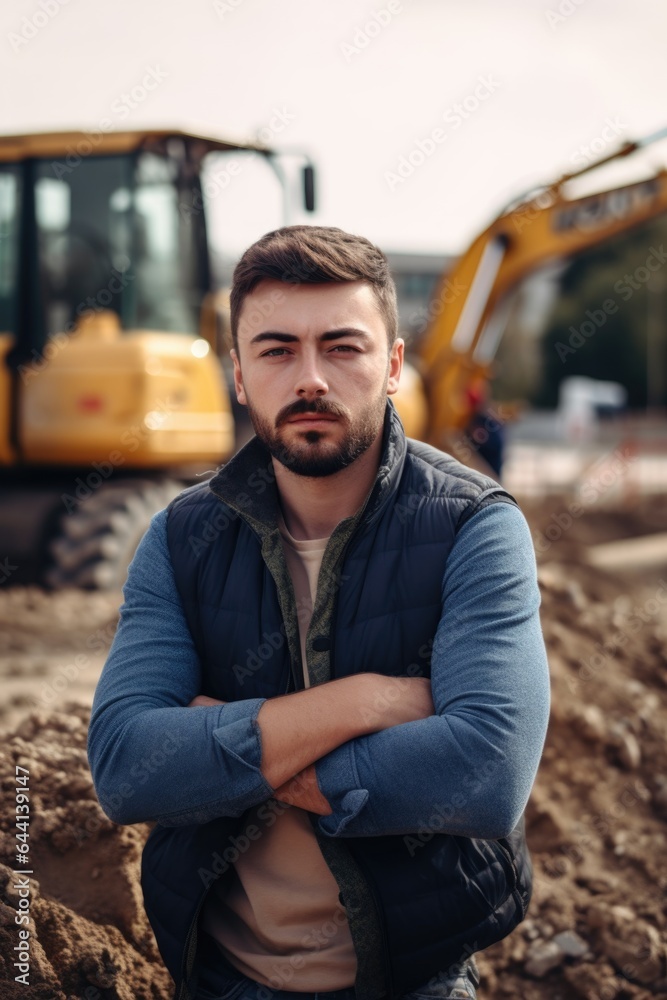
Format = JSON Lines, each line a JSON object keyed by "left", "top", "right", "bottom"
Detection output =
{"left": 273, "top": 763, "right": 332, "bottom": 815}
{"left": 256, "top": 673, "right": 436, "bottom": 790}
{"left": 187, "top": 693, "right": 331, "bottom": 814}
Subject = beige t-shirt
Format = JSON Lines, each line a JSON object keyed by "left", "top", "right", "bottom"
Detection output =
{"left": 200, "top": 516, "right": 357, "bottom": 991}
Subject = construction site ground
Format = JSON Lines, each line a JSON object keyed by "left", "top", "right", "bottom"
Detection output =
{"left": 0, "top": 491, "right": 666, "bottom": 1000}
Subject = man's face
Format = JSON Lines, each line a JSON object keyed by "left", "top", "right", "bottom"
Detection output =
{"left": 231, "top": 279, "right": 403, "bottom": 477}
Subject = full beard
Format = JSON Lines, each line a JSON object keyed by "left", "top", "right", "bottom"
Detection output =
{"left": 245, "top": 389, "right": 388, "bottom": 478}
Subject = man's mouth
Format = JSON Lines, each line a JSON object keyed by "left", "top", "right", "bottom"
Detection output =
{"left": 276, "top": 399, "right": 348, "bottom": 428}
{"left": 287, "top": 413, "right": 338, "bottom": 423}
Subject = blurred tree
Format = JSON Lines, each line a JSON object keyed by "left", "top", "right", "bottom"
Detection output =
{"left": 534, "top": 217, "right": 667, "bottom": 408}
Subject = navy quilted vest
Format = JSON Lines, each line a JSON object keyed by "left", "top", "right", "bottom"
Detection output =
{"left": 142, "top": 403, "right": 532, "bottom": 1000}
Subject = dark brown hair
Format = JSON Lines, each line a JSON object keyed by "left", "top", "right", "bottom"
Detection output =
{"left": 229, "top": 225, "right": 398, "bottom": 350}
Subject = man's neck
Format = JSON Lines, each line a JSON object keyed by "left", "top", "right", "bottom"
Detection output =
{"left": 274, "top": 433, "right": 383, "bottom": 540}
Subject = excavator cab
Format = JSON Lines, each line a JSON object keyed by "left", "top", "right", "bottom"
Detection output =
{"left": 4, "top": 139, "right": 199, "bottom": 359}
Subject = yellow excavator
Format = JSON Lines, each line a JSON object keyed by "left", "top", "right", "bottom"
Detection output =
{"left": 0, "top": 129, "right": 315, "bottom": 587}
{"left": 411, "top": 124, "right": 667, "bottom": 453}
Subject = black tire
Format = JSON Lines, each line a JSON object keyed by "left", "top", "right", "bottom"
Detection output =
{"left": 45, "top": 478, "right": 184, "bottom": 590}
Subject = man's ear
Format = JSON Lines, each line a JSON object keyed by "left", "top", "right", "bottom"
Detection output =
{"left": 231, "top": 348, "right": 247, "bottom": 406}
{"left": 387, "top": 338, "right": 404, "bottom": 396}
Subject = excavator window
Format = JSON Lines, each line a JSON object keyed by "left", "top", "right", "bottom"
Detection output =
{"left": 200, "top": 149, "right": 284, "bottom": 278}
{"left": 13, "top": 149, "right": 207, "bottom": 361}
{"left": 33, "top": 154, "right": 134, "bottom": 339}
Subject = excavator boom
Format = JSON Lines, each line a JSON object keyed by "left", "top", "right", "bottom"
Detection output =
{"left": 417, "top": 126, "right": 667, "bottom": 448}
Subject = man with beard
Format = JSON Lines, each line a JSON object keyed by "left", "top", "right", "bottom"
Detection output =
{"left": 88, "top": 226, "right": 550, "bottom": 1000}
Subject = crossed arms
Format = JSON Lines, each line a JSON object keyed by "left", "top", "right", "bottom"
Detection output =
{"left": 87, "top": 501, "right": 550, "bottom": 839}
{"left": 190, "top": 670, "right": 436, "bottom": 815}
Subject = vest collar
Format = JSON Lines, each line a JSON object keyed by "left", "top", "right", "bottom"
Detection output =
{"left": 207, "top": 399, "right": 407, "bottom": 532}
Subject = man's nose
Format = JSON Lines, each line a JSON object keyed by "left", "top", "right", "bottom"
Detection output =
{"left": 294, "top": 354, "right": 328, "bottom": 397}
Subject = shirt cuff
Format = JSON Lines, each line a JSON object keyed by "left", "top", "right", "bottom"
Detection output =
{"left": 212, "top": 697, "right": 275, "bottom": 812}
{"left": 314, "top": 740, "right": 371, "bottom": 836}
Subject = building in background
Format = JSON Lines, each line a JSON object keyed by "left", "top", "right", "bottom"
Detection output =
{"left": 385, "top": 251, "right": 455, "bottom": 342}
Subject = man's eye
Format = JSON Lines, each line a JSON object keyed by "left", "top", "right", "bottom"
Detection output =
{"left": 330, "top": 345, "right": 358, "bottom": 353}
{"left": 261, "top": 348, "right": 288, "bottom": 357}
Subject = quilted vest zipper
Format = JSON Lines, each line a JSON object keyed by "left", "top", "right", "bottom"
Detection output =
{"left": 346, "top": 845, "right": 395, "bottom": 1000}
{"left": 175, "top": 889, "right": 209, "bottom": 1000}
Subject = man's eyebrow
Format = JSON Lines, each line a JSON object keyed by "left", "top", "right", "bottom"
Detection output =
{"left": 249, "top": 332, "right": 298, "bottom": 345}
{"left": 320, "top": 328, "right": 372, "bottom": 342}
{"left": 249, "top": 328, "right": 372, "bottom": 346}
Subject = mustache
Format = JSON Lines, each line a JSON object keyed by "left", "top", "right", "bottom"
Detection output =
{"left": 276, "top": 398, "right": 349, "bottom": 427}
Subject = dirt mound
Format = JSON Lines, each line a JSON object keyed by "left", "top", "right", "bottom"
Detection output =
{"left": 0, "top": 705, "right": 173, "bottom": 999}
{"left": 0, "top": 501, "right": 666, "bottom": 999}
{"left": 477, "top": 557, "right": 667, "bottom": 998}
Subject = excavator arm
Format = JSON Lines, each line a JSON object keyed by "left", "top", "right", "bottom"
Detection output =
{"left": 417, "top": 125, "right": 667, "bottom": 450}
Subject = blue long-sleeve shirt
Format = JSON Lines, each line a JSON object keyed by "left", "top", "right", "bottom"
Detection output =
{"left": 87, "top": 500, "right": 550, "bottom": 839}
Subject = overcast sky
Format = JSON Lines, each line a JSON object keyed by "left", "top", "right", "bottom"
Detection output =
{"left": 3, "top": 0, "right": 667, "bottom": 256}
